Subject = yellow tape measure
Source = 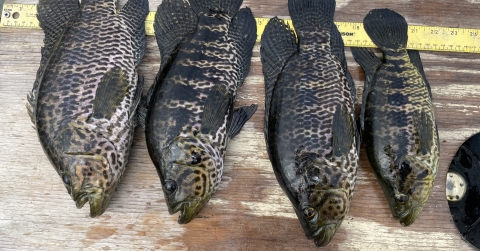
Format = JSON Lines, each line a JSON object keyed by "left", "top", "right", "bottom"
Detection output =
{"left": 2, "top": 3, "right": 480, "bottom": 53}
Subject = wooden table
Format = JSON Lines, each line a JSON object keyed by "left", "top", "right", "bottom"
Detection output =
{"left": 1, "top": 0, "right": 479, "bottom": 250}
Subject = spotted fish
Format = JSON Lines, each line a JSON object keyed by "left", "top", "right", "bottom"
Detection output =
{"left": 141, "top": 0, "right": 257, "bottom": 224}
{"left": 261, "top": 0, "right": 358, "bottom": 246}
{"left": 26, "top": 0, "right": 149, "bottom": 217}
{"left": 351, "top": 8, "right": 439, "bottom": 226}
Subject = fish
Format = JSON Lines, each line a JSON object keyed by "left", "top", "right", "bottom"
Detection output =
{"left": 261, "top": 0, "right": 359, "bottom": 246}
{"left": 140, "top": 0, "right": 257, "bottom": 224}
{"left": 351, "top": 8, "right": 440, "bottom": 226}
{"left": 26, "top": 0, "right": 149, "bottom": 217}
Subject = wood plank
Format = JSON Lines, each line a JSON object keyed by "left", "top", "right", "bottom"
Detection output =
{"left": 0, "top": 0, "right": 479, "bottom": 250}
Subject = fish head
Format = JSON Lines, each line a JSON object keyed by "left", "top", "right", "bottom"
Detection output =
{"left": 296, "top": 162, "right": 352, "bottom": 247}
{"left": 388, "top": 155, "right": 435, "bottom": 226}
{"left": 160, "top": 136, "right": 218, "bottom": 224}
{"left": 299, "top": 188, "right": 349, "bottom": 247}
{"left": 56, "top": 127, "right": 121, "bottom": 218}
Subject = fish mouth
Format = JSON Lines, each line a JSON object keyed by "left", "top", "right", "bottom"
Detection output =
{"left": 72, "top": 188, "right": 106, "bottom": 218}
{"left": 311, "top": 224, "right": 338, "bottom": 247}
{"left": 169, "top": 199, "right": 203, "bottom": 224}
{"left": 398, "top": 207, "right": 423, "bottom": 226}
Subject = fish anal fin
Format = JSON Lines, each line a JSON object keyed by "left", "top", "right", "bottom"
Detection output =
{"left": 201, "top": 85, "right": 232, "bottom": 135}
{"left": 91, "top": 67, "right": 130, "bottom": 120}
{"left": 330, "top": 105, "right": 354, "bottom": 159}
{"left": 229, "top": 104, "right": 258, "bottom": 138}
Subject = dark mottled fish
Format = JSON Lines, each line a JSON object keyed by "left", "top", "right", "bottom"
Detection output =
{"left": 351, "top": 8, "right": 439, "bottom": 226}
{"left": 141, "top": 0, "right": 257, "bottom": 224}
{"left": 26, "top": 0, "right": 149, "bottom": 217}
{"left": 261, "top": 0, "right": 358, "bottom": 246}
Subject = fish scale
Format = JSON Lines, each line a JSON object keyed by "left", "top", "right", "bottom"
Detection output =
{"left": 27, "top": 0, "right": 149, "bottom": 217}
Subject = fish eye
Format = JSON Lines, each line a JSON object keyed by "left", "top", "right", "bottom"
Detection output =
{"left": 164, "top": 180, "right": 177, "bottom": 194}
{"left": 62, "top": 174, "right": 71, "bottom": 186}
{"left": 395, "top": 194, "right": 408, "bottom": 204}
{"left": 190, "top": 151, "right": 202, "bottom": 165}
{"left": 303, "top": 207, "right": 316, "bottom": 220}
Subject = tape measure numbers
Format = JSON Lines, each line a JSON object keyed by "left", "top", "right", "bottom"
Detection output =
{"left": 2, "top": 3, "right": 480, "bottom": 53}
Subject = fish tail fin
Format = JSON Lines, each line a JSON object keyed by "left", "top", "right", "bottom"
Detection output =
{"left": 119, "top": 0, "right": 149, "bottom": 67}
{"left": 289, "top": 0, "right": 336, "bottom": 34}
{"left": 363, "top": 8, "right": 408, "bottom": 51}
{"left": 189, "top": 0, "right": 243, "bottom": 17}
{"left": 228, "top": 7, "right": 257, "bottom": 87}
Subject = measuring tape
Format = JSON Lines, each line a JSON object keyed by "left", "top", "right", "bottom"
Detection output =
{"left": 2, "top": 3, "right": 480, "bottom": 53}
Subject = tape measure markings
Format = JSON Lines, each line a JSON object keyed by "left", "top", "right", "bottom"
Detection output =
{"left": 2, "top": 3, "right": 480, "bottom": 53}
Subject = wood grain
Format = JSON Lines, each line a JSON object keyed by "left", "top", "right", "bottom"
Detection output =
{"left": 1, "top": 0, "right": 479, "bottom": 250}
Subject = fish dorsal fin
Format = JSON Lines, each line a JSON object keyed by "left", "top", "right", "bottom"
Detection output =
{"left": 189, "top": 0, "right": 243, "bottom": 17}
{"left": 129, "top": 74, "right": 144, "bottom": 122}
{"left": 37, "top": 0, "right": 80, "bottom": 58}
{"left": 260, "top": 17, "right": 297, "bottom": 141}
{"left": 147, "top": 0, "right": 198, "bottom": 109}
{"left": 414, "top": 110, "right": 435, "bottom": 155}
{"left": 330, "top": 24, "right": 356, "bottom": 103}
{"left": 119, "top": 0, "right": 149, "bottom": 67}
{"left": 229, "top": 104, "right": 258, "bottom": 138}
{"left": 201, "top": 85, "right": 232, "bottom": 135}
{"left": 28, "top": 0, "right": 81, "bottom": 125}
{"left": 330, "top": 105, "right": 354, "bottom": 159}
{"left": 90, "top": 67, "right": 130, "bottom": 120}
{"left": 408, "top": 50, "right": 432, "bottom": 99}
{"left": 154, "top": 0, "right": 198, "bottom": 72}
{"left": 351, "top": 47, "right": 382, "bottom": 133}
{"left": 227, "top": 8, "right": 257, "bottom": 88}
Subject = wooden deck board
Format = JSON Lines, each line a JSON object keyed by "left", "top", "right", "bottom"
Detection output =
{"left": 1, "top": 0, "right": 479, "bottom": 250}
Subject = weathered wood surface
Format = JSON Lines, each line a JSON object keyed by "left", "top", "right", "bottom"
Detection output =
{"left": 1, "top": 0, "right": 479, "bottom": 250}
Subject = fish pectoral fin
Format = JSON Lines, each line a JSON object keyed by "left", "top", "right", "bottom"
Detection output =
{"left": 330, "top": 105, "right": 355, "bottom": 159}
{"left": 350, "top": 47, "right": 382, "bottom": 133}
{"left": 200, "top": 85, "right": 233, "bottom": 135}
{"left": 260, "top": 17, "right": 297, "bottom": 140}
{"left": 119, "top": 0, "right": 149, "bottom": 67}
{"left": 227, "top": 8, "right": 257, "bottom": 87}
{"left": 90, "top": 67, "right": 130, "bottom": 121}
{"left": 414, "top": 110, "right": 436, "bottom": 155}
{"left": 408, "top": 50, "right": 432, "bottom": 99}
{"left": 229, "top": 104, "right": 258, "bottom": 138}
